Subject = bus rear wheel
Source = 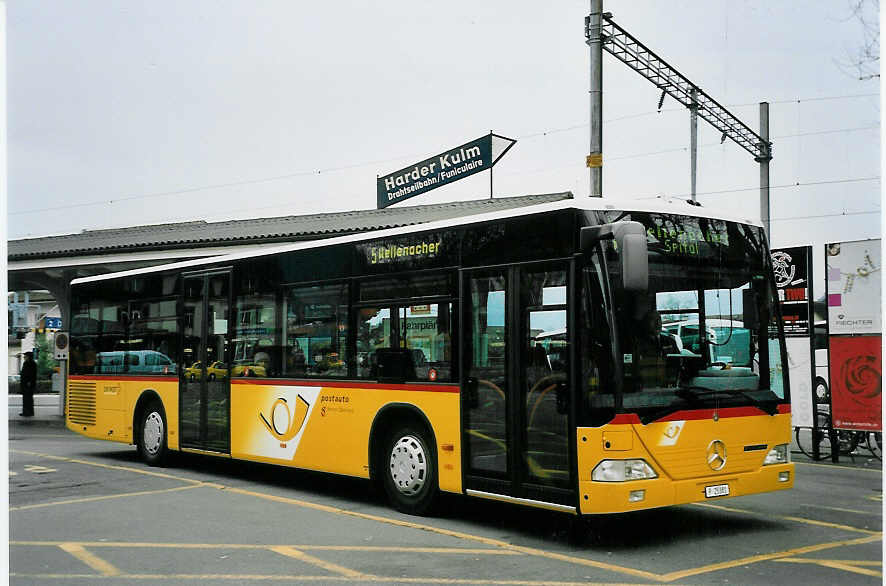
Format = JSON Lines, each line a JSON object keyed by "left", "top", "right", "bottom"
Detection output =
{"left": 138, "top": 401, "right": 168, "bottom": 467}
{"left": 382, "top": 425, "right": 438, "bottom": 516}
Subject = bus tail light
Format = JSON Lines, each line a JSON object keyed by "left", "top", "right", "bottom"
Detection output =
{"left": 592, "top": 459, "right": 657, "bottom": 482}
{"left": 763, "top": 444, "right": 789, "bottom": 465}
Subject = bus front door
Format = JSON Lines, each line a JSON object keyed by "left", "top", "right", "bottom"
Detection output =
{"left": 462, "top": 265, "right": 574, "bottom": 511}
{"left": 181, "top": 271, "right": 232, "bottom": 454}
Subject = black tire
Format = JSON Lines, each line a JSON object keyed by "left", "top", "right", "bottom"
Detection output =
{"left": 814, "top": 377, "right": 829, "bottom": 403}
{"left": 137, "top": 401, "right": 168, "bottom": 466}
{"left": 796, "top": 426, "right": 830, "bottom": 460}
{"left": 380, "top": 424, "right": 438, "bottom": 516}
{"left": 795, "top": 410, "right": 833, "bottom": 460}
{"left": 867, "top": 432, "right": 882, "bottom": 460}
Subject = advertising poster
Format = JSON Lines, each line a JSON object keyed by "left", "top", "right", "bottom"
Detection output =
{"left": 826, "top": 239, "right": 881, "bottom": 335}
{"left": 786, "top": 337, "right": 814, "bottom": 428}
{"left": 829, "top": 335, "right": 882, "bottom": 431}
{"left": 770, "top": 246, "right": 811, "bottom": 337}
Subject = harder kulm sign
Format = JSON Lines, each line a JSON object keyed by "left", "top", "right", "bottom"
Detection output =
{"left": 377, "top": 133, "right": 516, "bottom": 209}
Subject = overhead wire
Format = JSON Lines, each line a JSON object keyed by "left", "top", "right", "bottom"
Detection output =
{"left": 9, "top": 92, "right": 879, "bottom": 217}
{"left": 635, "top": 175, "right": 881, "bottom": 200}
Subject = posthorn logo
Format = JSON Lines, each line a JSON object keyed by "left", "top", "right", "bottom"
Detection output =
{"left": 259, "top": 396, "right": 310, "bottom": 443}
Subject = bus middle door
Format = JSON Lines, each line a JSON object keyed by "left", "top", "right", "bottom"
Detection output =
{"left": 462, "top": 263, "right": 574, "bottom": 512}
{"left": 181, "top": 271, "right": 232, "bottom": 454}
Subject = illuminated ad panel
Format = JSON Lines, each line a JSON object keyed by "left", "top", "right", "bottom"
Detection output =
{"left": 770, "top": 246, "right": 811, "bottom": 336}
{"left": 771, "top": 246, "right": 814, "bottom": 427}
{"left": 829, "top": 335, "right": 882, "bottom": 432}
{"left": 785, "top": 337, "right": 814, "bottom": 428}
{"left": 826, "top": 239, "right": 881, "bottom": 335}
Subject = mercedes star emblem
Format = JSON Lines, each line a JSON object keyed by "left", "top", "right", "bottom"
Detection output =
{"left": 706, "top": 439, "right": 727, "bottom": 471}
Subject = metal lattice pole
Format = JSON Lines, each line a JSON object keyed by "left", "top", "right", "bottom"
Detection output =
{"left": 600, "top": 14, "right": 770, "bottom": 161}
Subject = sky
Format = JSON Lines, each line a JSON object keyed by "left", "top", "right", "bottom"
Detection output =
{"left": 6, "top": 0, "right": 881, "bottom": 281}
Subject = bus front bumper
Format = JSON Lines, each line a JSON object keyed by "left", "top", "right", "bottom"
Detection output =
{"left": 578, "top": 463, "right": 794, "bottom": 515}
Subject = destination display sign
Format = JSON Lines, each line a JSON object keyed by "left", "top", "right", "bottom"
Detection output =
{"left": 355, "top": 231, "right": 459, "bottom": 274}
{"left": 377, "top": 133, "right": 516, "bottom": 209}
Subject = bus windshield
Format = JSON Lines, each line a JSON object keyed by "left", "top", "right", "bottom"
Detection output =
{"left": 588, "top": 211, "right": 787, "bottom": 424}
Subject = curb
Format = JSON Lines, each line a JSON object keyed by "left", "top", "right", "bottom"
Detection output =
{"left": 9, "top": 417, "right": 67, "bottom": 429}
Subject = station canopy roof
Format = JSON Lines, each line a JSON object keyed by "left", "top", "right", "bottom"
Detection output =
{"left": 8, "top": 192, "right": 573, "bottom": 261}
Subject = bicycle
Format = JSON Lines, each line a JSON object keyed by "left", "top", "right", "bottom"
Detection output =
{"left": 794, "top": 410, "right": 860, "bottom": 460}
{"left": 863, "top": 431, "right": 882, "bottom": 460}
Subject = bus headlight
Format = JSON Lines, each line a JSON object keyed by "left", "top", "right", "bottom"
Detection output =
{"left": 763, "top": 444, "right": 789, "bottom": 465}
{"left": 592, "top": 459, "right": 658, "bottom": 482}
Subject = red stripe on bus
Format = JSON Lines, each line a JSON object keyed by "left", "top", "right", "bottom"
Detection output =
{"left": 609, "top": 404, "right": 790, "bottom": 425}
{"left": 230, "top": 378, "right": 460, "bottom": 393}
{"left": 610, "top": 413, "right": 642, "bottom": 424}
{"left": 652, "top": 406, "right": 787, "bottom": 421}
{"left": 68, "top": 375, "right": 178, "bottom": 382}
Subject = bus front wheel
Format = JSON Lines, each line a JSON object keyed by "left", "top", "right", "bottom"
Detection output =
{"left": 382, "top": 425, "right": 438, "bottom": 516}
{"left": 138, "top": 401, "right": 168, "bottom": 467}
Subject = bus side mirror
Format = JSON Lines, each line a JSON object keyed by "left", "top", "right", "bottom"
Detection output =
{"left": 580, "top": 221, "right": 648, "bottom": 292}
{"left": 620, "top": 233, "right": 648, "bottom": 292}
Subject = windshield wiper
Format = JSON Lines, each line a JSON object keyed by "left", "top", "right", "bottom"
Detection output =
{"left": 638, "top": 401, "right": 692, "bottom": 425}
{"left": 637, "top": 385, "right": 779, "bottom": 425}
{"left": 675, "top": 386, "right": 779, "bottom": 415}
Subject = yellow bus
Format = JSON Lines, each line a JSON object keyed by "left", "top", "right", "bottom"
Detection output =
{"left": 66, "top": 199, "right": 793, "bottom": 516}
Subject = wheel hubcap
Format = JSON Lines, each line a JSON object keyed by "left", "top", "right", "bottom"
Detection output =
{"left": 143, "top": 412, "right": 164, "bottom": 456}
{"left": 389, "top": 435, "right": 427, "bottom": 496}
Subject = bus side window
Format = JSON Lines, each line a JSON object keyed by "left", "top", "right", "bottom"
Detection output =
{"left": 356, "top": 307, "right": 392, "bottom": 379}
{"left": 402, "top": 303, "right": 452, "bottom": 382}
{"left": 284, "top": 283, "right": 349, "bottom": 378}
{"left": 580, "top": 252, "right": 616, "bottom": 425}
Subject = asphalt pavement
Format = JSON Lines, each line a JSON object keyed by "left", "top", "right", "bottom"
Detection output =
{"left": 9, "top": 423, "right": 883, "bottom": 585}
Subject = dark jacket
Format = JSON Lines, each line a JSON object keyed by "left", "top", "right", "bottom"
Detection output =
{"left": 20, "top": 358, "right": 37, "bottom": 390}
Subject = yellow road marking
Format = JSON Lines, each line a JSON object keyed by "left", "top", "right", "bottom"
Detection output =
{"left": 774, "top": 557, "right": 883, "bottom": 578}
{"left": 693, "top": 502, "right": 880, "bottom": 534}
{"left": 305, "top": 546, "right": 519, "bottom": 554}
{"left": 658, "top": 533, "right": 882, "bottom": 582}
{"left": 6, "top": 574, "right": 642, "bottom": 585}
{"left": 10, "top": 484, "right": 203, "bottom": 511}
{"left": 12, "top": 448, "right": 882, "bottom": 582}
{"left": 269, "top": 545, "right": 370, "bottom": 578}
{"left": 802, "top": 503, "right": 880, "bottom": 516}
{"left": 12, "top": 541, "right": 518, "bottom": 555}
{"left": 11, "top": 450, "right": 205, "bottom": 485}
{"left": 867, "top": 493, "right": 883, "bottom": 502}
{"left": 23, "top": 464, "right": 57, "bottom": 474}
{"left": 58, "top": 543, "right": 121, "bottom": 576}
{"left": 217, "top": 485, "right": 662, "bottom": 582}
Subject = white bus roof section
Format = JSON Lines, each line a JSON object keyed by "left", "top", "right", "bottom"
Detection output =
{"left": 72, "top": 195, "right": 762, "bottom": 286}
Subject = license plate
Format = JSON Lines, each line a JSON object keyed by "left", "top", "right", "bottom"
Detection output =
{"left": 705, "top": 484, "right": 730, "bottom": 498}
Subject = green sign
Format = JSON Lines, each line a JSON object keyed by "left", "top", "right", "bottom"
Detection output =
{"left": 377, "top": 133, "right": 516, "bottom": 209}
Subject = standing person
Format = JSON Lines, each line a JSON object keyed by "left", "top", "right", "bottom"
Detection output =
{"left": 19, "top": 351, "right": 37, "bottom": 417}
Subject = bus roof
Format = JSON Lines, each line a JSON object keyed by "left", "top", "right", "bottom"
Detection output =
{"left": 72, "top": 196, "right": 762, "bottom": 285}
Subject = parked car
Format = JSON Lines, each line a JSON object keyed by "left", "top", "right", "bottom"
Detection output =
{"left": 95, "top": 350, "right": 177, "bottom": 375}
